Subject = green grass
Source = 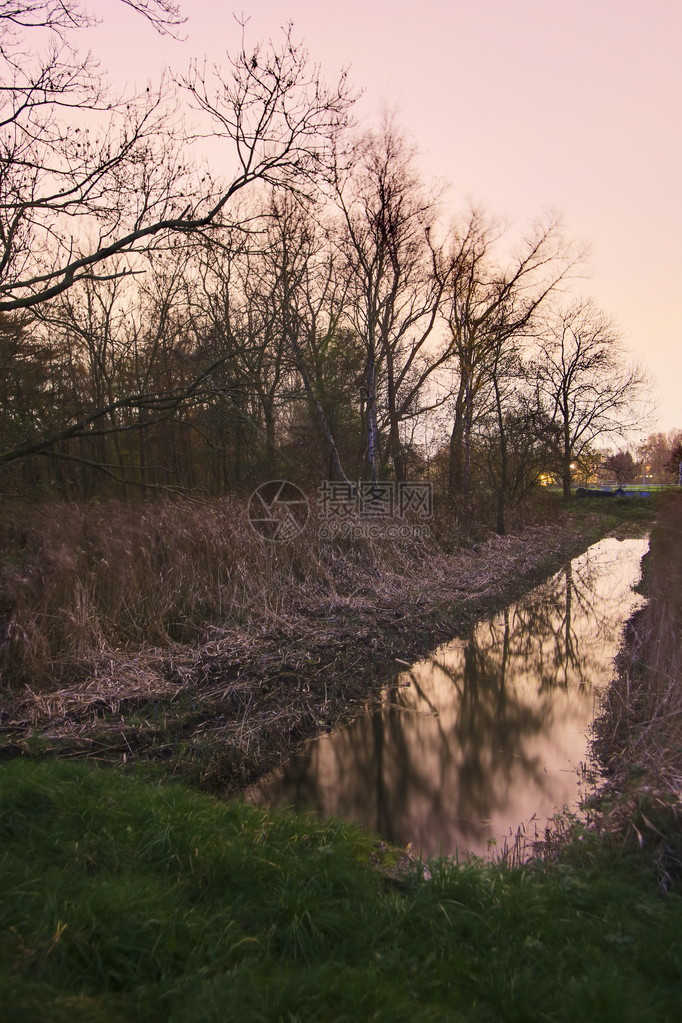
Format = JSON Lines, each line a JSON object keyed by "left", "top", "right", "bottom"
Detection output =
{"left": 560, "top": 493, "right": 661, "bottom": 525}
{"left": 1, "top": 760, "right": 681, "bottom": 1022}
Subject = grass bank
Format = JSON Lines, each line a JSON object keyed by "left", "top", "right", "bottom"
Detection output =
{"left": 0, "top": 494, "right": 657, "bottom": 790}
{"left": 1, "top": 758, "right": 681, "bottom": 1023}
{"left": 589, "top": 492, "right": 682, "bottom": 886}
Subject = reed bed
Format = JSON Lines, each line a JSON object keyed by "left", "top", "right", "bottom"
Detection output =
{"left": 0, "top": 494, "right": 566, "bottom": 692}
{"left": 0, "top": 497, "right": 447, "bottom": 683}
{"left": 0, "top": 493, "right": 614, "bottom": 789}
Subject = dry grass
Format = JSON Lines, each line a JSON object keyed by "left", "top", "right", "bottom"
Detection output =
{"left": 590, "top": 493, "right": 682, "bottom": 885}
{"left": 0, "top": 494, "right": 558, "bottom": 692}
{"left": 0, "top": 496, "right": 448, "bottom": 688}
{"left": 0, "top": 493, "right": 617, "bottom": 790}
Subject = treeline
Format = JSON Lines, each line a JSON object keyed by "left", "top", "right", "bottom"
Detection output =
{"left": 1, "top": 126, "right": 646, "bottom": 531}
{"left": 0, "top": 6, "right": 652, "bottom": 531}
{"left": 593, "top": 435, "right": 682, "bottom": 486}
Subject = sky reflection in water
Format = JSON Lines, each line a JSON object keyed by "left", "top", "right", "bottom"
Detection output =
{"left": 246, "top": 537, "right": 648, "bottom": 858}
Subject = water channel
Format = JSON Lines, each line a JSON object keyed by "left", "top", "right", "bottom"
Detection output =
{"left": 246, "top": 536, "right": 648, "bottom": 858}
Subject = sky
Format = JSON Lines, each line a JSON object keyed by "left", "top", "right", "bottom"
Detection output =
{"left": 85, "top": 0, "right": 681, "bottom": 435}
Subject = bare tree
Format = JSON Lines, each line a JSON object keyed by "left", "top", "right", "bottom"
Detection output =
{"left": 664, "top": 438, "right": 682, "bottom": 483}
{"left": 601, "top": 450, "right": 637, "bottom": 486}
{"left": 535, "top": 299, "right": 649, "bottom": 498}
{"left": 260, "top": 195, "right": 357, "bottom": 483}
{"left": 439, "top": 211, "right": 572, "bottom": 507}
{"left": 0, "top": 7, "right": 354, "bottom": 313}
{"left": 0, "top": 0, "right": 183, "bottom": 36}
{"left": 333, "top": 122, "right": 449, "bottom": 481}
{"left": 184, "top": 194, "right": 358, "bottom": 485}
{"left": 0, "top": 5, "right": 354, "bottom": 475}
{"left": 638, "top": 430, "right": 682, "bottom": 483}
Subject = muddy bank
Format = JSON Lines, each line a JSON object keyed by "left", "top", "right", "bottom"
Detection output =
{"left": 588, "top": 494, "right": 682, "bottom": 885}
{"left": 1, "top": 509, "right": 650, "bottom": 792}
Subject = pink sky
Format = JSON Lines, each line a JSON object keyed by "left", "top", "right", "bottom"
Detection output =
{"left": 86, "top": 0, "right": 681, "bottom": 435}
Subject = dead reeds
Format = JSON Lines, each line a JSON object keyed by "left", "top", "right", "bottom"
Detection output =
{"left": 0, "top": 495, "right": 556, "bottom": 691}
{"left": 0, "top": 492, "right": 615, "bottom": 793}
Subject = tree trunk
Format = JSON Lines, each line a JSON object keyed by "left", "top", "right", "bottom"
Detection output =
{"left": 365, "top": 347, "right": 379, "bottom": 482}
{"left": 263, "top": 398, "right": 277, "bottom": 476}
{"left": 562, "top": 403, "right": 572, "bottom": 498}
{"left": 448, "top": 383, "right": 466, "bottom": 498}
{"left": 287, "top": 332, "right": 350, "bottom": 483}
{"left": 493, "top": 372, "right": 507, "bottom": 536}
{"left": 387, "top": 420, "right": 406, "bottom": 481}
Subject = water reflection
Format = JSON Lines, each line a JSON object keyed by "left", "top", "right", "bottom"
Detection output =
{"left": 246, "top": 537, "right": 648, "bottom": 858}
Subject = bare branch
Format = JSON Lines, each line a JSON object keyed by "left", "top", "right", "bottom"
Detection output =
{"left": 0, "top": 13, "right": 354, "bottom": 311}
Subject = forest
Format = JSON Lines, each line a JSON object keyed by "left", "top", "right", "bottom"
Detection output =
{"left": 1, "top": 1, "right": 673, "bottom": 538}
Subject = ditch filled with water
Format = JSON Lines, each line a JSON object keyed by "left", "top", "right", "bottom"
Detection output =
{"left": 246, "top": 536, "right": 648, "bottom": 858}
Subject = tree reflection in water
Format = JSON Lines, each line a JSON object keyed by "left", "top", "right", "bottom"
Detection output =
{"left": 246, "top": 537, "right": 648, "bottom": 857}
